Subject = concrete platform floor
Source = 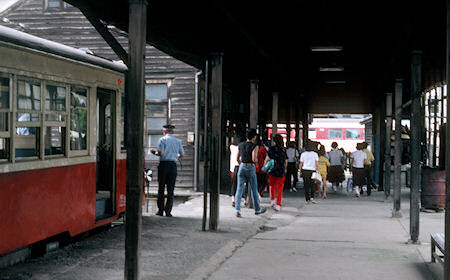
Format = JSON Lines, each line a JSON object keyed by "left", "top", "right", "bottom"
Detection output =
{"left": 0, "top": 185, "right": 445, "bottom": 280}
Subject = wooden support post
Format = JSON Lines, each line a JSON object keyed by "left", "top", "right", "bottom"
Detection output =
{"left": 433, "top": 87, "right": 438, "bottom": 166}
{"left": 272, "top": 92, "right": 279, "bottom": 140}
{"left": 248, "top": 80, "right": 259, "bottom": 209}
{"left": 302, "top": 115, "right": 309, "bottom": 148}
{"left": 393, "top": 79, "right": 403, "bottom": 218}
{"left": 124, "top": 1, "right": 147, "bottom": 279}
{"left": 249, "top": 80, "right": 259, "bottom": 129}
{"left": 378, "top": 103, "right": 385, "bottom": 191}
{"left": 79, "top": 8, "right": 129, "bottom": 66}
{"left": 445, "top": 0, "right": 450, "bottom": 277}
{"left": 410, "top": 51, "right": 422, "bottom": 244}
{"left": 202, "top": 60, "right": 210, "bottom": 232}
{"left": 209, "top": 53, "right": 223, "bottom": 231}
{"left": 373, "top": 107, "right": 382, "bottom": 185}
{"left": 384, "top": 93, "right": 393, "bottom": 199}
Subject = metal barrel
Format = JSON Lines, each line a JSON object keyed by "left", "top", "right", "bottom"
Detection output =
{"left": 421, "top": 167, "right": 445, "bottom": 209}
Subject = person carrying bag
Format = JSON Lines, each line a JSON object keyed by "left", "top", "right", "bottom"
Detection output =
{"left": 264, "top": 134, "right": 288, "bottom": 211}
{"left": 299, "top": 141, "right": 319, "bottom": 204}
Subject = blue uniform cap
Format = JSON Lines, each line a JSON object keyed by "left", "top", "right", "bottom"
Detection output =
{"left": 163, "top": 124, "right": 175, "bottom": 129}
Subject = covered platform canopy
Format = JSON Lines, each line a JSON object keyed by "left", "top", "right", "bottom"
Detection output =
{"left": 64, "top": 1, "right": 450, "bottom": 279}
{"left": 66, "top": 0, "right": 445, "bottom": 117}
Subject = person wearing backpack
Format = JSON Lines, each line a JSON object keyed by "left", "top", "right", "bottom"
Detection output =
{"left": 264, "top": 134, "right": 288, "bottom": 211}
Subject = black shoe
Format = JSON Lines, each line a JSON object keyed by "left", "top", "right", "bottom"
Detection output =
{"left": 155, "top": 211, "right": 163, "bottom": 216}
{"left": 166, "top": 212, "right": 172, "bottom": 217}
{"left": 236, "top": 212, "right": 242, "bottom": 218}
{"left": 255, "top": 208, "right": 267, "bottom": 215}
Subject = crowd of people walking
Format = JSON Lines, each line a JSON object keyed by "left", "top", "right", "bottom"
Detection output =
{"left": 229, "top": 130, "right": 377, "bottom": 215}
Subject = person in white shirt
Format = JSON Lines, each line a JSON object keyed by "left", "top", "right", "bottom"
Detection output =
{"left": 285, "top": 141, "right": 299, "bottom": 192}
{"left": 350, "top": 143, "right": 367, "bottom": 197}
{"left": 299, "top": 141, "right": 319, "bottom": 204}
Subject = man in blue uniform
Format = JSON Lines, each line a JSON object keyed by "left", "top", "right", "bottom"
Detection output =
{"left": 151, "top": 124, "right": 184, "bottom": 217}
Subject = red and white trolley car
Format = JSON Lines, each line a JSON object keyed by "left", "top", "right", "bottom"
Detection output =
{"left": 0, "top": 25, "right": 127, "bottom": 261}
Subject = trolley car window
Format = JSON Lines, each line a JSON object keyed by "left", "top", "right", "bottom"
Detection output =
{"left": 17, "top": 80, "right": 40, "bottom": 111}
{"left": 328, "top": 128, "right": 343, "bottom": 139}
{"left": 0, "top": 77, "right": 10, "bottom": 136}
{"left": 45, "top": 113, "right": 65, "bottom": 122}
{"left": 0, "top": 113, "right": 7, "bottom": 132}
{"left": 345, "top": 129, "right": 361, "bottom": 139}
{"left": 15, "top": 127, "right": 39, "bottom": 158}
{"left": 45, "top": 85, "right": 66, "bottom": 111}
{"left": 104, "top": 104, "right": 111, "bottom": 146}
{"left": 0, "top": 138, "right": 9, "bottom": 160}
{"left": 0, "top": 77, "right": 9, "bottom": 109}
{"left": 45, "top": 126, "right": 65, "bottom": 156}
{"left": 16, "top": 113, "right": 39, "bottom": 122}
{"left": 70, "top": 87, "right": 87, "bottom": 151}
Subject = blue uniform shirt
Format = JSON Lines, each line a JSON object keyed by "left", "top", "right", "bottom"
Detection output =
{"left": 157, "top": 134, "right": 184, "bottom": 162}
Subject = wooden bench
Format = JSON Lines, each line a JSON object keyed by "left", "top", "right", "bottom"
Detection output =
{"left": 431, "top": 233, "right": 445, "bottom": 265}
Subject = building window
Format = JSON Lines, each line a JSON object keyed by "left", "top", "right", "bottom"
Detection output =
{"left": 70, "top": 86, "right": 88, "bottom": 151}
{"left": 328, "top": 128, "right": 342, "bottom": 139}
{"left": 44, "top": 0, "right": 72, "bottom": 9}
{"left": 145, "top": 83, "right": 168, "bottom": 150}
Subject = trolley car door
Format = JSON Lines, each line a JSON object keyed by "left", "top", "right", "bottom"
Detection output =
{"left": 96, "top": 88, "right": 116, "bottom": 219}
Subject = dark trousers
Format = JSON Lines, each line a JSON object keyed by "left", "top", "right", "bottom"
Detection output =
{"left": 157, "top": 161, "right": 177, "bottom": 214}
{"left": 257, "top": 172, "right": 268, "bottom": 194}
{"left": 363, "top": 165, "right": 373, "bottom": 195}
{"left": 230, "top": 165, "right": 248, "bottom": 198}
{"left": 285, "top": 162, "right": 298, "bottom": 189}
{"left": 302, "top": 169, "right": 315, "bottom": 201}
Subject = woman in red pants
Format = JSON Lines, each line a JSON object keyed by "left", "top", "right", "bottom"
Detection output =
{"left": 264, "top": 134, "right": 288, "bottom": 211}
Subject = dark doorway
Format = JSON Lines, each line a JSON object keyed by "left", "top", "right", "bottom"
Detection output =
{"left": 96, "top": 88, "right": 116, "bottom": 219}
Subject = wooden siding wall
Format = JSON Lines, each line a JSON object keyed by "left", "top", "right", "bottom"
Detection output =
{"left": 364, "top": 120, "right": 373, "bottom": 150}
{"left": 0, "top": 0, "right": 198, "bottom": 189}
